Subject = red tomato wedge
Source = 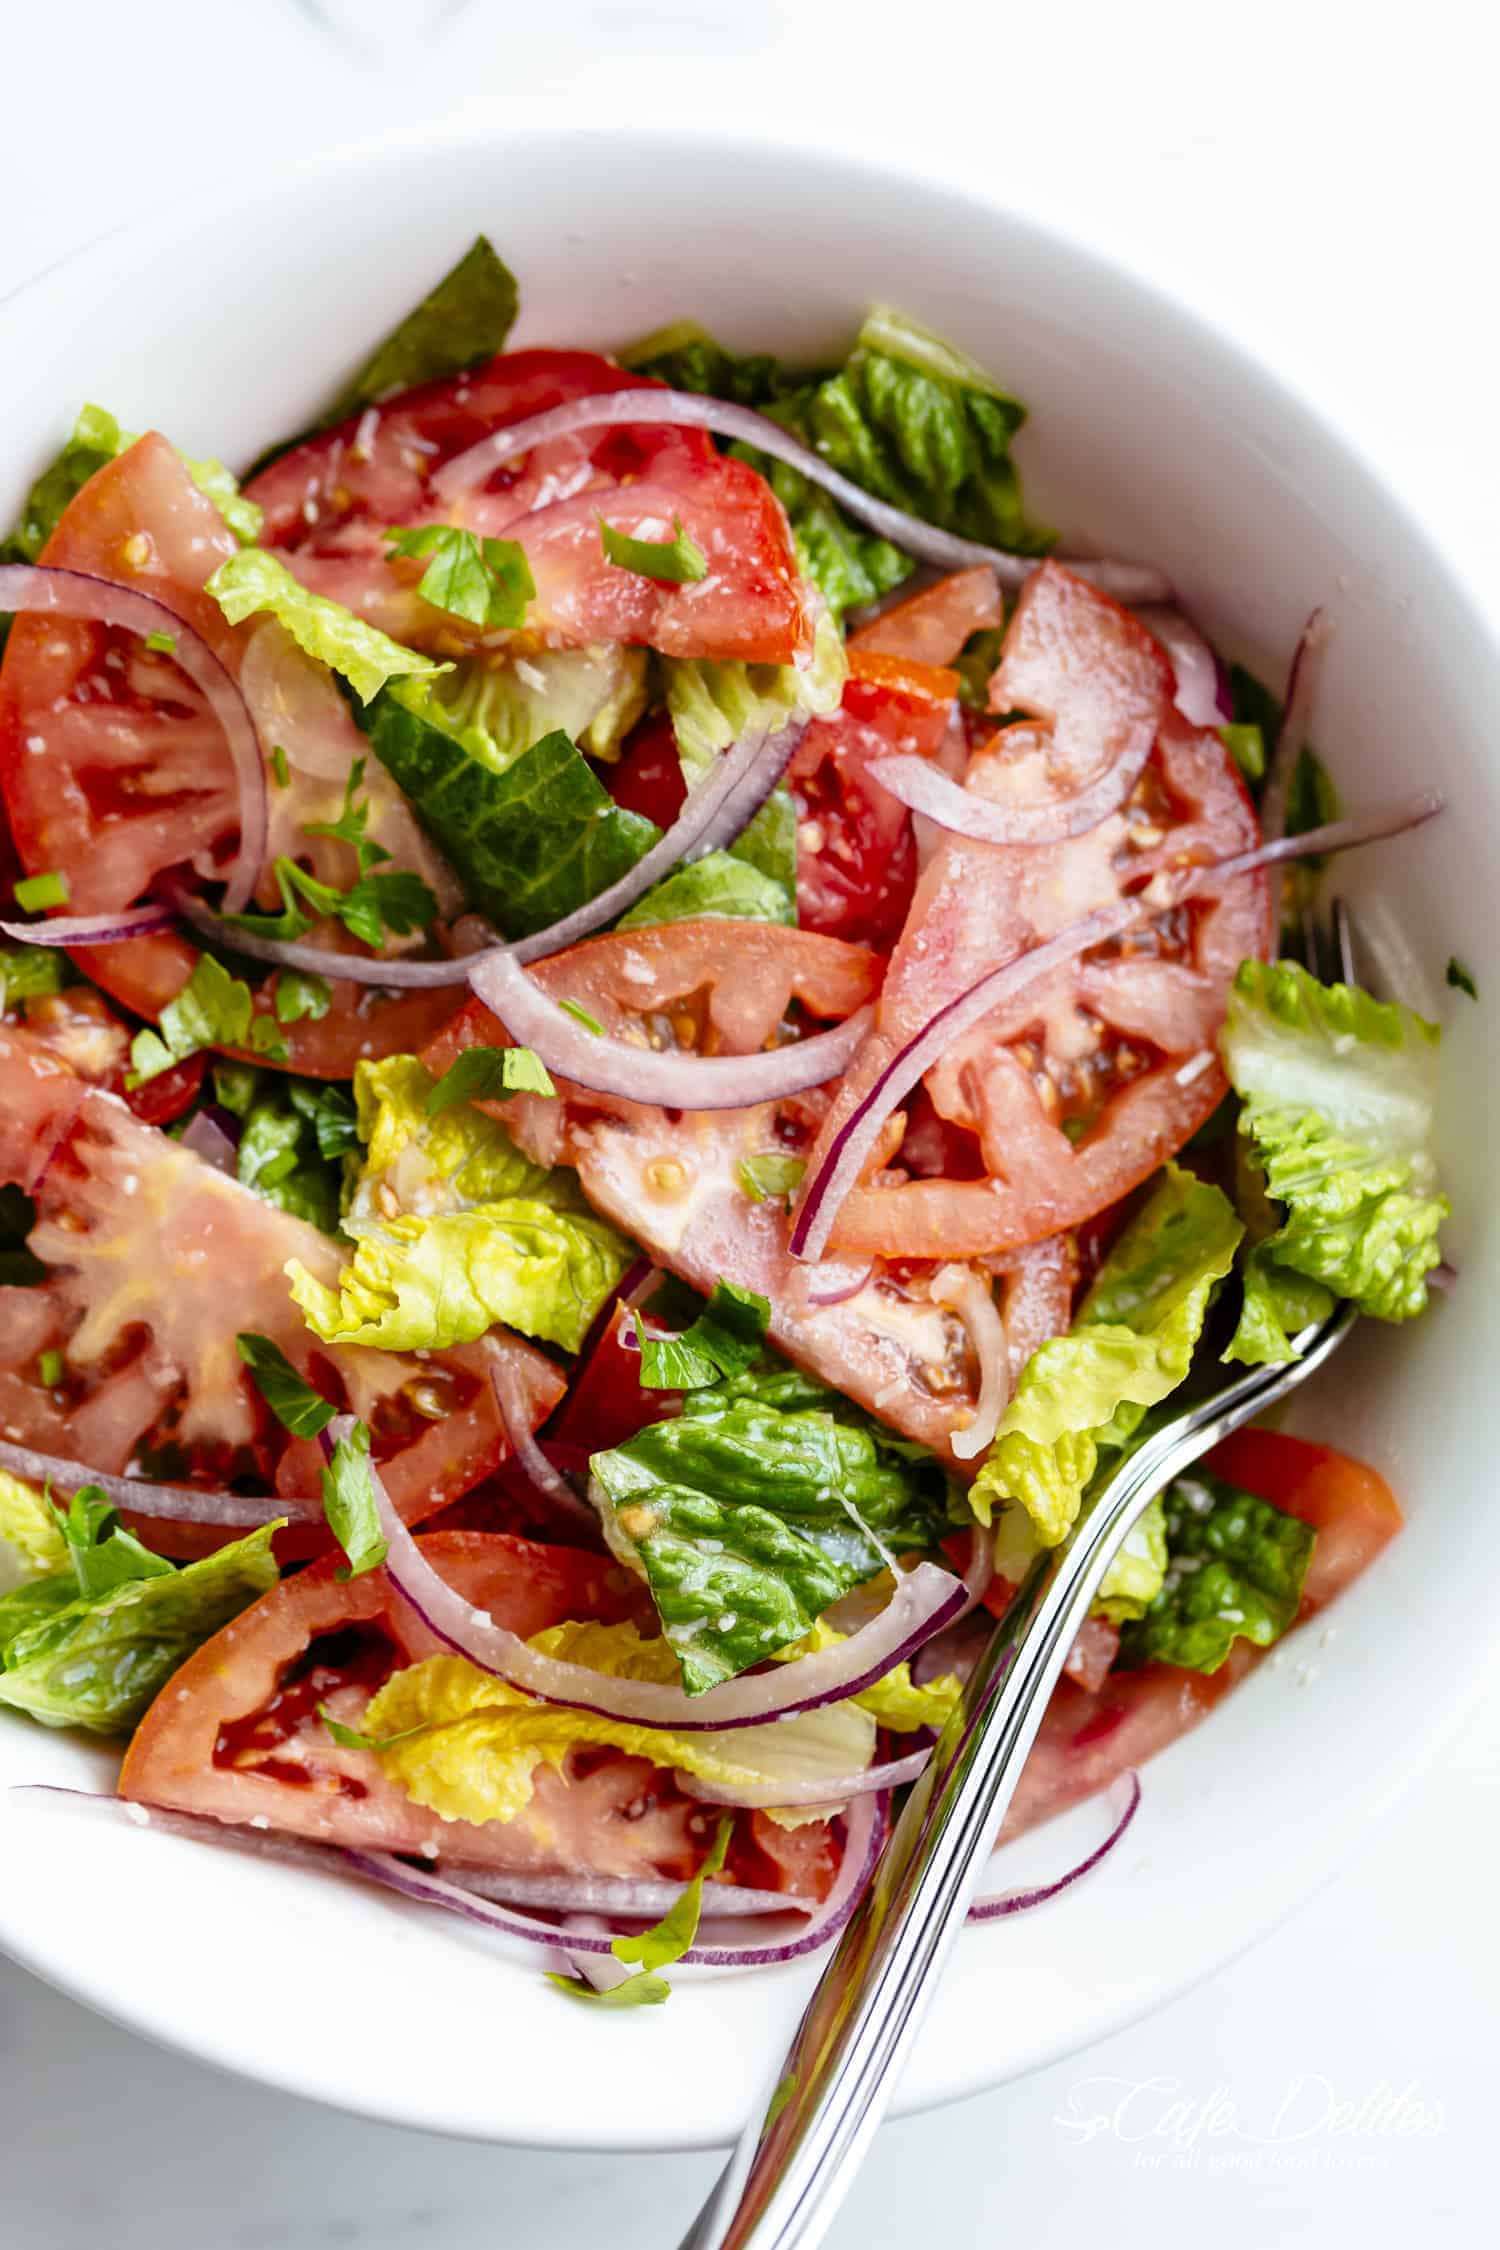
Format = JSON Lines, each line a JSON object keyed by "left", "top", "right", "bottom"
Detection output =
{"left": 0, "top": 436, "right": 460, "bottom": 1074}
{"left": 791, "top": 667, "right": 955, "bottom": 949}
{"left": 420, "top": 926, "right": 1073, "bottom": 1464}
{"left": 246, "top": 350, "right": 811, "bottom": 665}
{"left": 848, "top": 564, "right": 1002, "bottom": 669}
{"left": 803, "top": 563, "right": 1272, "bottom": 1259}
{"left": 0, "top": 1022, "right": 560, "bottom": 1554}
{"left": 1002, "top": 1431, "right": 1404, "bottom": 1837}
{"left": 120, "top": 1531, "right": 829, "bottom": 1894}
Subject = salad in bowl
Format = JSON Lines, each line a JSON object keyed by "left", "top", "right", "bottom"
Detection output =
{"left": 0, "top": 235, "right": 1452, "bottom": 2009}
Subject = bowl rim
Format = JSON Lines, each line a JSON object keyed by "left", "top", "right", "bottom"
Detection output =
{"left": 1, "top": 105, "right": 1496, "bottom": 2153}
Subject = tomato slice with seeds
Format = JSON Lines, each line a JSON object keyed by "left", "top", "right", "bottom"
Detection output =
{"left": 246, "top": 349, "right": 811, "bottom": 666}
{"left": 0, "top": 1021, "right": 560, "bottom": 1556}
{"left": 804, "top": 563, "right": 1273, "bottom": 1260}
{"left": 0, "top": 436, "right": 460, "bottom": 1076}
{"left": 791, "top": 667, "right": 955, "bottom": 950}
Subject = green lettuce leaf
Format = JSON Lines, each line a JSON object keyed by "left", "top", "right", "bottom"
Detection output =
{"left": 425, "top": 1045, "right": 555, "bottom": 1114}
{"left": 636, "top": 1281, "right": 771, "bottom": 1389}
{"left": 970, "top": 1164, "right": 1242, "bottom": 1549}
{"left": 0, "top": 1469, "right": 68, "bottom": 1586}
{"left": 1117, "top": 1471, "right": 1316, "bottom": 1673}
{"left": 0, "top": 942, "right": 70, "bottom": 1007}
{"left": 0, "top": 402, "right": 262, "bottom": 561}
{"left": 590, "top": 1360, "right": 949, "bottom": 1693}
{"left": 321, "top": 1421, "right": 386, "bottom": 1577}
{"left": 206, "top": 551, "right": 448, "bottom": 705}
{"left": 288, "top": 1052, "right": 632, "bottom": 1354}
{"left": 400, "top": 646, "right": 649, "bottom": 771}
{"left": 289, "top": 1199, "right": 631, "bottom": 1355}
{"left": 385, "top": 525, "right": 534, "bottom": 630}
{"left": 552, "top": 1814, "right": 732, "bottom": 2005}
{"left": 235, "top": 1078, "right": 347, "bottom": 1236}
{"left": 0, "top": 1521, "right": 280, "bottom": 1733}
{"left": 48, "top": 1486, "right": 174, "bottom": 1600}
{"left": 662, "top": 609, "right": 846, "bottom": 786}
{"left": 357, "top": 694, "right": 658, "bottom": 938}
{"left": 1220, "top": 959, "right": 1447, "bottom": 1325}
{"left": 235, "top": 1333, "right": 336, "bottom": 1438}
{"left": 324, "top": 238, "right": 519, "bottom": 422}
{"left": 616, "top": 850, "right": 793, "bottom": 930}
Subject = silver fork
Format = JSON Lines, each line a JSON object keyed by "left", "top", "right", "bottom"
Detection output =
{"left": 681, "top": 902, "right": 1366, "bottom": 2250}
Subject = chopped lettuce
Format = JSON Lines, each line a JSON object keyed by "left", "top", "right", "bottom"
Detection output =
{"left": 385, "top": 525, "right": 534, "bottom": 631}
{"left": 235, "top": 1078, "right": 348, "bottom": 1236}
{"left": 287, "top": 1052, "right": 632, "bottom": 1353}
{"left": 628, "top": 307, "right": 1051, "bottom": 617}
{"left": 1220, "top": 960, "right": 1447, "bottom": 1328}
{"left": 970, "top": 1166, "right": 1242, "bottom": 1557}
{"left": 616, "top": 849, "right": 793, "bottom": 930}
{"left": 320, "top": 1421, "right": 387, "bottom": 1577}
{"left": 0, "top": 941, "right": 70, "bottom": 1010}
{"left": 663, "top": 609, "right": 846, "bottom": 786}
{"left": 0, "top": 1520, "right": 280, "bottom": 1733}
{"left": 206, "top": 551, "right": 448, "bottom": 705}
{"left": 424, "top": 1045, "right": 555, "bottom": 1114}
{"left": 236, "top": 1333, "right": 336, "bottom": 1439}
{"left": 289, "top": 1199, "right": 631, "bottom": 1355}
{"left": 590, "top": 1360, "right": 949, "bottom": 1693}
{"left": 0, "top": 1469, "right": 68, "bottom": 1588}
{"left": 400, "top": 646, "right": 649, "bottom": 771}
{"left": 636, "top": 1280, "right": 770, "bottom": 1390}
{"left": 357, "top": 694, "right": 658, "bottom": 939}
{"left": 361, "top": 1622, "right": 875, "bottom": 1827}
{"left": 324, "top": 237, "right": 519, "bottom": 423}
{"left": 774, "top": 1616, "right": 962, "bottom": 1733}
{"left": 1117, "top": 1471, "right": 1316, "bottom": 1673}
{"left": 48, "top": 1486, "right": 174, "bottom": 1599}
{"left": 0, "top": 402, "right": 262, "bottom": 561}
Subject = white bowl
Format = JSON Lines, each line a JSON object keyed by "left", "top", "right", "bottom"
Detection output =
{"left": 0, "top": 120, "right": 1493, "bottom": 2153}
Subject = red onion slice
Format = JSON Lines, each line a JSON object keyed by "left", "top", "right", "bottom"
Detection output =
{"left": 930, "top": 1265, "right": 1009, "bottom": 1463}
{"left": 866, "top": 721, "right": 1155, "bottom": 846}
{"left": 1136, "top": 607, "right": 1230, "bottom": 727}
{"left": 431, "top": 392, "right": 1169, "bottom": 603}
{"left": 969, "top": 1769, "right": 1141, "bottom": 1920}
{"left": 0, "top": 903, "right": 177, "bottom": 949}
{"left": 0, "top": 1435, "right": 313, "bottom": 1527}
{"left": 171, "top": 886, "right": 476, "bottom": 987}
{"left": 486, "top": 1341, "right": 596, "bottom": 1530}
{"left": 802, "top": 1258, "right": 876, "bottom": 1308}
{"left": 454, "top": 1866, "right": 812, "bottom": 1921}
{"left": 467, "top": 946, "right": 875, "bottom": 1111}
{"left": 790, "top": 788, "right": 1444, "bottom": 1263}
{"left": 957, "top": 1523, "right": 995, "bottom": 1618}
{"left": 679, "top": 1744, "right": 931, "bottom": 1810}
{"left": 358, "top": 1426, "right": 966, "bottom": 1733}
{"left": 0, "top": 564, "right": 267, "bottom": 916}
{"left": 179, "top": 1107, "right": 240, "bottom": 1175}
{"left": 509, "top": 720, "right": 805, "bottom": 965}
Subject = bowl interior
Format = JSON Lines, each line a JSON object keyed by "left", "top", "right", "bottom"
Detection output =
{"left": 0, "top": 121, "right": 1494, "bottom": 2151}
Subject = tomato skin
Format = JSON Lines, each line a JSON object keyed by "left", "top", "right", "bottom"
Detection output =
{"left": 119, "top": 1052, "right": 205, "bottom": 1127}
{"left": 549, "top": 1299, "right": 679, "bottom": 1456}
{"left": 735, "top": 1812, "right": 839, "bottom": 1903}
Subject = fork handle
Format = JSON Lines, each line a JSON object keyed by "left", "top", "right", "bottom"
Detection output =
{"left": 678, "top": 1452, "right": 1162, "bottom": 2250}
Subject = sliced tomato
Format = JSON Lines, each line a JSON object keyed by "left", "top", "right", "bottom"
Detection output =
{"left": 802, "top": 563, "right": 1273, "bottom": 1259}
{"left": 420, "top": 927, "right": 1071, "bottom": 1465}
{"left": 737, "top": 1812, "right": 840, "bottom": 1902}
{"left": 1003, "top": 1430, "right": 1404, "bottom": 1836}
{"left": 0, "top": 436, "right": 460, "bottom": 1075}
{"left": 246, "top": 350, "right": 811, "bottom": 666}
{"left": 848, "top": 564, "right": 1002, "bottom": 669}
{"left": 0, "top": 1021, "right": 561, "bottom": 1552}
{"left": 791, "top": 669, "right": 955, "bottom": 949}
{"left": 14, "top": 983, "right": 204, "bottom": 1124}
{"left": 549, "top": 1299, "right": 680, "bottom": 1456}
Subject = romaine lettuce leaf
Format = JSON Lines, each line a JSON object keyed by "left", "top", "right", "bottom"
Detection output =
{"left": 0, "top": 1468, "right": 68, "bottom": 1587}
{"left": 662, "top": 609, "right": 846, "bottom": 785}
{"left": 324, "top": 237, "right": 519, "bottom": 422}
{"left": 1220, "top": 960, "right": 1447, "bottom": 1325}
{"left": 0, "top": 402, "right": 262, "bottom": 560}
{"left": 590, "top": 1360, "right": 949, "bottom": 1693}
{"left": 361, "top": 1623, "right": 876, "bottom": 1826}
{"left": 0, "top": 1521, "right": 280, "bottom": 1733}
{"left": 1117, "top": 1470, "right": 1316, "bottom": 1673}
{"left": 616, "top": 849, "right": 793, "bottom": 930}
{"left": 207, "top": 551, "right": 448, "bottom": 705}
{"left": 970, "top": 1165, "right": 1242, "bottom": 1550}
{"left": 357, "top": 692, "right": 658, "bottom": 938}
{"left": 48, "top": 1486, "right": 174, "bottom": 1599}
{"left": 403, "top": 645, "right": 648, "bottom": 771}
{"left": 636, "top": 1280, "right": 770, "bottom": 1390}
{"left": 127, "top": 953, "right": 288, "bottom": 1085}
{"left": 346, "top": 1051, "right": 560, "bottom": 1220}
{"left": 235, "top": 1079, "right": 348, "bottom": 1236}
{"left": 288, "top": 1198, "right": 632, "bottom": 1355}
{"left": 773, "top": 1616, "right": 961, "bottom": 1732}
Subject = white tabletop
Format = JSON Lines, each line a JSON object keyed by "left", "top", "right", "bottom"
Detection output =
{"left": 2, "top": 4, "right": 1497, "bottom": 2244}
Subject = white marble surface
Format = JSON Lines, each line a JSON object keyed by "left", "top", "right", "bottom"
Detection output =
{"left": 2, "top": 3, "right": 1498, "bottom": 2243}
